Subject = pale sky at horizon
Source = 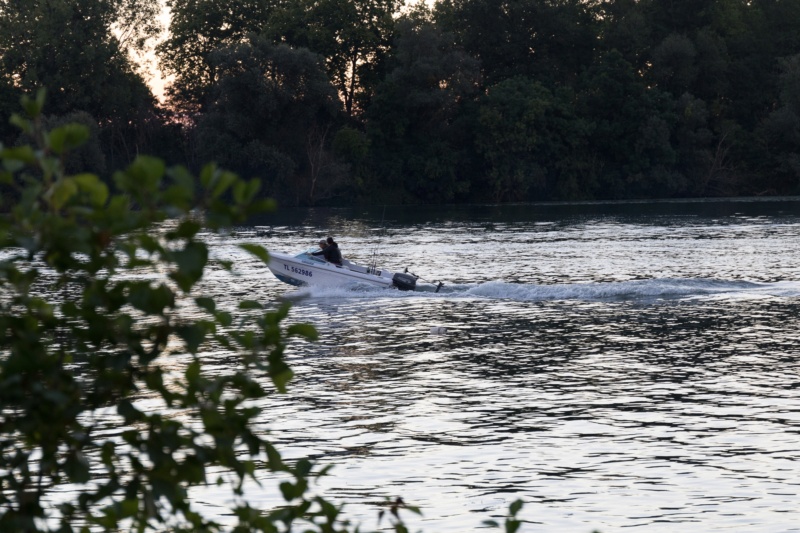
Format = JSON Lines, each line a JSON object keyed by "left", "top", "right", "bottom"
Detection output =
{"left": 140, "top": 0, "right": 427, "bottom": 103}
{"left": 139, "top": 2, "right": 171, "bottom": 102}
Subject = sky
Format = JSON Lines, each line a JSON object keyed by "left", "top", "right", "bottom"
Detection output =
{"left": 134, "top": 1, "right": 171, "bottom": 102}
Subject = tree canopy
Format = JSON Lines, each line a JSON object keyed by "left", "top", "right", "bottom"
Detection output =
{"left": 0, "top": 0, "right": 158, "bottom": 121}
{"left": 2, "top": 0, "right": 800, "bottom": 204}
{"left": 0, "top": 0, "right": 160, "bottom": 171}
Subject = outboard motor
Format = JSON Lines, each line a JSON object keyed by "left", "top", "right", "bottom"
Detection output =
{"left": 392, "top": 272, "right": 417, "bottom": 291}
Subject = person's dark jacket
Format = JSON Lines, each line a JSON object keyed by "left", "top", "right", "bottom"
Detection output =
{"left": 323, "top": 242, "right": 342, "bottom": 265}
{"left": 313, "top": 243, "right": 342, "bottom": 265}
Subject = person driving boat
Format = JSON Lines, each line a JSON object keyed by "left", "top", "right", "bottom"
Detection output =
{"left": 312, "top": 236, "right": 342, "bottom": 265}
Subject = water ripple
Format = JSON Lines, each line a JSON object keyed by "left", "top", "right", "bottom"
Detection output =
{"left": 183, "top": 201, "right": 800, "bottom": 531}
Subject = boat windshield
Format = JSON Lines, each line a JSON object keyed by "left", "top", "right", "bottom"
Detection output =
{"left": 295, "top": 247, "right": 326, "bottom": 262}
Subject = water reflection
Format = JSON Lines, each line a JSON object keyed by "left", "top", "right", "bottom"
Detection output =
{"left": 213, "top": 293, "right": 798, "bottom": 531}
{"left": 185, "top": 200, "right": 800, "bottom": 531}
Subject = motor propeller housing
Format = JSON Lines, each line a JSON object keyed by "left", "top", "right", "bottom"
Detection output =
{"left": 392, "top": 272, "right": 417, "bottom": 291}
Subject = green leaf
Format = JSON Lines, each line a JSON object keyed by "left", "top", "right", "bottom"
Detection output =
{"left": 232, "top": 180, "right": 247, "bottom": 204}
{"left": 21, "top": 88, "right": 46, "bottom": 118}
{"left": 245, "top": 179, "right": 261, "bottom": 202}
{"left": 169, "top": 241, "right": 208, "bottom": 292}
{"left": 170, "top": 219, "right": 201, "bottom": 240}
{"left": 64, "top": 451, "right": 91, "bottom": 484}
{"left": 270, "top": 366, "right": 293, "bottom": 394}
{"left": 49, "top": 123, "right": 90, "bottom": 154}
{"left": 40, "top": 155, "right": 60, "bottom": 179}
{"left": 1, "top": 162, "right": 21, "bottom": 176}
{"left": 278, "top": 480, "right": 308, "bottom": 501}
{"left": 239, "top": 300, "right": 263, "bottom": 310}
{"left": 167, "top": 164, "right": 195, "bottom": 190}
{"left": 127, "top": 282, "right": 175, "bottom": 315}
{"left": 48, "top": 178, "right": 78, "bottom": 210}
{"left": 186, "top": 359, "right": 201, "bottom": 382}
{"left": 239, "top": 243, "right": 270, "bottom": 264}
{"left": 73, "top": 173, "right": 109, "bottom": 206}
{"left": 116, "top": 155, "right": 165, "bottom": 196}
{"left": 100, "top": 441, "right": 116, "bottom": 466}
{"left": 177, "top": 325, "right": 207, "bottom": 354}
{"left": 2, "top": 145, "right": 37, "bottom": 166}
{"left": 199, "top": 163, "right": 217, "bottom": 188}
{"left": 120, "top": 499, "right": 138, "bottom": 519}
{"left": 216, "top": 311, "right": 232, "bottom": 327}
{"left": 9, "top": 113, "right": 32, "bottom": 135}
{"left": 107, "top": 194, "right": 129, "bottom": 216}
{"left": 210, "top": 170, "right": 238, "bottom": 199}
{"left": 287, "top": 323, "right": 318, "bottom": 341}
{"left": 195, "top": 297, "right": 216, "bottom": 313}
{"left": 117, "top": 400, "right": 141, "bottom": 422}
{"left": 295, "top": 459, "right": 313, "bottom": 477}
{"left": 138, "top": 234, "right": 162, "bottom": 254}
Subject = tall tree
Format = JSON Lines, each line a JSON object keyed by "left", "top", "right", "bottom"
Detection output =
{"left": 577, "top": 50, "right": 682, "bottom": 199}
{"left": 111, "top": 0, "right": 163, "bottom": 52}
{"left": 474, "top": 76, "right": 591, "bottom": 202}
{"left": 158, "top": 0, "right": 278, "bottom": 112}
{"left": 650, "top": 33, "right": 699, "bottom": 95}
{"left": 194, "top": 36, "right": 343, "bottom": 205}
{"left": 271, "top": 0, "right": 402, "bottom": 116}
{"left": 366, "top": 17, "right": 480, "bottom": 202}
{"left": 0, "top": 0, "right": 163, "bottom": 170}
{"left": 640, "top": 0, "right": 715, "bottom": 42}
{"left": 755, "top": 53, "right": 800, "bottom": 194}
{"left": 0, "top": 0, "right": 157, "bottom": 137}
{"left": 596, "top": 0, "right": 652, "bottom": 68}
{"left": 435, "top": 0, "right": 600, "bottom": 87}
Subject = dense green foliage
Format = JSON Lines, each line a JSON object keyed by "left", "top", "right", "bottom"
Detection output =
{"left": 3, "top": 0, "right": 800, "bottom": 204}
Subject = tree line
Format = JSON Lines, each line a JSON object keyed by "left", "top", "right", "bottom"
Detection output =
{"left": 2, "top": 0, "right": 800, "bottom": 206}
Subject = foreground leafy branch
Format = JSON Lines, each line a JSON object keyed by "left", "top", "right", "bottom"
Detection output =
{"left": 0, "top": 90, "right": 371, "bottom": 532}
{"left": 0, "top": 90, "right": 531, "bottom": 533}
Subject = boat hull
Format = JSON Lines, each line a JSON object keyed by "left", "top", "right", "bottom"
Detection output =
{"left": 267, "top": 252, "right": 396, "bottom": 289}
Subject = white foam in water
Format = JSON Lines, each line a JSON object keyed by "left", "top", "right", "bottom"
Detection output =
{"left": 287, "top": 282, "right": 391, "bottom": 300}
{"left": 465, "top": 278, "right": 800, "bottom": 302}
{"left": 287, "top": 278, "right": 800, "bottom": 303}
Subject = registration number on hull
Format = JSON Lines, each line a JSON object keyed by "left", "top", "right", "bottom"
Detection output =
{"left": 285, "top": 264, "right": 312, "bottom": 277}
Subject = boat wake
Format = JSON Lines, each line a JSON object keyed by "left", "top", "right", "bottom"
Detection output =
{"left": 285, "top": 278, "right": 800, "bottom": 303}
{"left": 458, "top": 278, "right": 800, "bottom": 302}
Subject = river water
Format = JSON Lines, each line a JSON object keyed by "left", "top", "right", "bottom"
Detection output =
{"left": 195, "top": 198, "right": 800, "bottom": 532}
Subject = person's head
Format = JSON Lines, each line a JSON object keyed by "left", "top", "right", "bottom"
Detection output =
{"left": 326, "top": 236, "right": 335, "bottom": 245}
{"left": 318, "top": 239, "right": 327, "bottom": 248}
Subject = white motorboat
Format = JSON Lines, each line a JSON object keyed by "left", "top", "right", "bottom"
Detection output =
{"left": 267, "top": 247, "right": 427, "bottom": 291}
